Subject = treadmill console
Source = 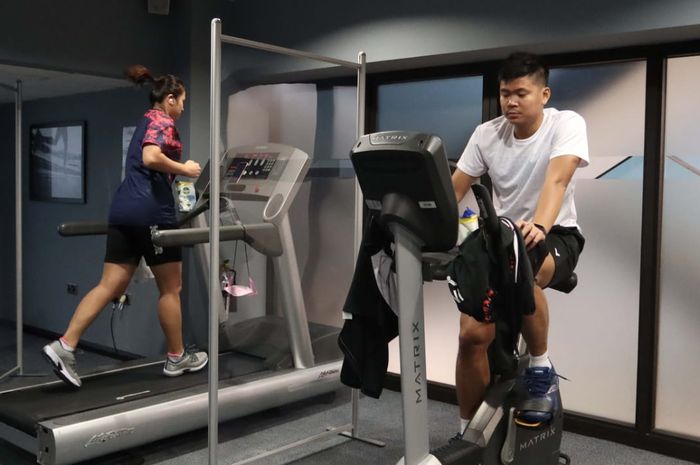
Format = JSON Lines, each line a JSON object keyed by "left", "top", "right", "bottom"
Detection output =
{"left": 224, "top": 153, "right": 277, "bottom": 181}
{"left": 195, "top": 143, "right": 310, "bottom": 225}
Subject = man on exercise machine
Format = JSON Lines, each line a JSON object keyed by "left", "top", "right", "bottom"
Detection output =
{"left": 452, "top": 52, "right": 589, "bottom": 433}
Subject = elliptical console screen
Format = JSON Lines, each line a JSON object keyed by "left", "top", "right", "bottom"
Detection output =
{"left": 224, "top": 153, "right": 278, "bottom": 182}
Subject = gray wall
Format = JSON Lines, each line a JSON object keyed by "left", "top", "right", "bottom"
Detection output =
{"left": 0, "top": 1, "right": 176, "bottom": 78}
{"left": 0, "top": 0, "right": 195, "bottom": 155}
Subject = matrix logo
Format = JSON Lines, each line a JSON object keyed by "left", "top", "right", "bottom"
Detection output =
{"left": 412, "top": 321, "right": 423, "bottom": 404}
{"left": 370, "top": 133, "right": 409, "bottom": 145}
{"left": 519, "top": 425, "right": 557, "bottom": 451}
{"left": 318, "top": 368, "right": 339, "bottom": 379}
{"left": 85, "top": 427, "right": 135, "bottom": 448}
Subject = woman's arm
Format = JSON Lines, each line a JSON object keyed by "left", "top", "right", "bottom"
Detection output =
{"left": 142, "top": 145, "right": 201, "bottom": 178}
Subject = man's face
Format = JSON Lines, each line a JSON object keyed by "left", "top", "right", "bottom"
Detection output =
{"left": 499, "top": 75, "right": 550, "bottom": 129}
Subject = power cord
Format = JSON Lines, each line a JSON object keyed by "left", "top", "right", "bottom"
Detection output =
{"left": 110, "top": 294, "right": 128, "bottom": 355}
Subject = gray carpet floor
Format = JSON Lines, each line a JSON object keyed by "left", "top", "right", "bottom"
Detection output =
{"left": 0, "top": 327, "right": 696, "bottom": 465}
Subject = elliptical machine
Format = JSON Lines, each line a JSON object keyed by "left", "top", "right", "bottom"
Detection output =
{"left": 350, "top": 131, "right": 572, "bottom": 465}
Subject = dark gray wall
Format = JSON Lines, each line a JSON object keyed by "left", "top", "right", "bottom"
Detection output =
{"left": 0, "top": 0, "right": 194, "bottom": 154}
{"left": 0, "top": 1, "right": 175, "bottom": 78}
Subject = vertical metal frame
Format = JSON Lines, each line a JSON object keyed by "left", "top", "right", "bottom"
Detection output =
{"left": 209, "top": 18, "right": 378, "bottom": 465}
{"left": 209, "top": 19, "right": 222, "bottom": 465}
{"left": 636, "top": 50, "right": 666, "bottom": 435}
{"left": 1, "top": 80, "right": 23, "bottom": 382}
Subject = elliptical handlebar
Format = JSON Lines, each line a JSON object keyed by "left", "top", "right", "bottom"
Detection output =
{"left": 471, "top": 183, "right": 499, "bottom": 237}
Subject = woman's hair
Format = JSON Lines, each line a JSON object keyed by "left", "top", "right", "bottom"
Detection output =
{"left": 126, "top": 65, "right": 185, "bottom": 105}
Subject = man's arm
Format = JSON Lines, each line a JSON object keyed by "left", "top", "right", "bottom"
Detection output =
{"left": 452, "top": 169, "right": 479, "bottom": 204}
{"left": 519, "top": 155, "right": 580, "bottom": 247}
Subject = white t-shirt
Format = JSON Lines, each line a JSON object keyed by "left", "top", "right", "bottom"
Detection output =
{"left": 457, "top": 107, "right": 589, "bottom": 229}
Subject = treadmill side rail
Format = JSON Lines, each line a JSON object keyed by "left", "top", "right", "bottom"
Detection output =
{"left": 35, "top": 361, "right": 342, "bottom": 465}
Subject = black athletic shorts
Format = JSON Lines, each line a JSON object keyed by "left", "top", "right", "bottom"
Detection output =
{"left": 104, "top": 225, "right": 182, "bottom": 267}
{"left": 527, "top": 225, "right": 585, "bottom": 289}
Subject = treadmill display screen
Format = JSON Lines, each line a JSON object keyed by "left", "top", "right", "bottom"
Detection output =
{"left": 224, "top": 153, "right": 278, "bottom": 182}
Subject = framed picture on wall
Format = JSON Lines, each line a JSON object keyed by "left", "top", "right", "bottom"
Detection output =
{"left": 29, "top": 121, "right": 86, "bottom": 203}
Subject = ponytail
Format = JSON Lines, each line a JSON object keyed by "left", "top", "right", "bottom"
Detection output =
{"left": 125, "top": 64, "right": 185, "bottom": 106}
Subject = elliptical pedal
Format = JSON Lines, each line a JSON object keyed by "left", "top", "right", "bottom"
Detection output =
{"left": 431, "top": 439, "right": 482, "bottom": 463}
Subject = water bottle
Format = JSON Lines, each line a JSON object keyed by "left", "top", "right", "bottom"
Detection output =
{"left": 460, "top": 208, "right": 479, "bottom": 233}
{"left": 456, "top": 207, "right": 478, "bottom": 245}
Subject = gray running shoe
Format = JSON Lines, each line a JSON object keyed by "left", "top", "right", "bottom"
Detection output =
{"left": 42, "top": 340, "right": 81, "bottom": 388}
{"left": 163, "top": 348, "right": 208, "bottom": 377}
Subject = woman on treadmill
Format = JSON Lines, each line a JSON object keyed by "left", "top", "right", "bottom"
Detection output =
{"left": 41, "top": 65, "right": 208, "bottom": 388}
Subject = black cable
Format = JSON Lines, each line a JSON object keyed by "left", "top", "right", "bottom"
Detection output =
{"left": 110, "top": 294, "right": 127, "bottom": 356}
{"left": 110, "top": 305, "right": 119, "bottom": 355}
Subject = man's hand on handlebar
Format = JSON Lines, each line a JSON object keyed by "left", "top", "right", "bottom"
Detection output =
{"left": 516, "top": 220, "right": 546, "bottom": 250}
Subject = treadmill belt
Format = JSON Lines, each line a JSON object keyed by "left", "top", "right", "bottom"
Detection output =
{"left": 0, "top": 352, "right": 265, "bottom": 435}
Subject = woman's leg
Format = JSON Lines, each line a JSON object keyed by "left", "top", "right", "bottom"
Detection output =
{"left": 62, "top": 262, "right": 137, "bottom": 347}
{"left": 150, "top": 261, "right": 184, "bottom": 355}
{"left": 44, "top": 262, "right": 136, "bottom": 387}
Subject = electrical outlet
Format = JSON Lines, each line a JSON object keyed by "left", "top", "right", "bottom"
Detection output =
{"left": 67, "top": 283, "right": 78, "bottom": 295}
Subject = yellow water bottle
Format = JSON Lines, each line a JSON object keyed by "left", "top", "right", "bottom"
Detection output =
{"left": 457, "top": 208, "right": 478, "bottom": 245}
{"left": 460, "top": 208, "right": 479, "bottom": 233}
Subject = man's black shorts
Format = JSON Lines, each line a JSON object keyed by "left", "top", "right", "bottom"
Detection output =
{"left": 528, "top": 225, "right": 585, "bottom": 289}
{"left": 104, "top": 225, "right": 182, "bottom": 267}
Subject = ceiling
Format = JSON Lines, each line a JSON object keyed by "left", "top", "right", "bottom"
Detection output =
{"left": 0, "top": 63, "right": 130, "bottom": 104}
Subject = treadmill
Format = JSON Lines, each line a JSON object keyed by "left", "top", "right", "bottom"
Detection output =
{"left": 0, "top": 143, "right": 344, "bottom": 465}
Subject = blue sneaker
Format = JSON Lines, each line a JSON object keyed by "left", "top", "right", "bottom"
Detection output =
{"left": 514, "top": 365, "right": 560, "bottom": 428}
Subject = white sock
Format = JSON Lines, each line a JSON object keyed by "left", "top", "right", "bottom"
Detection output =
{"left": 529, "top": 351, "right": 552, "bottom": 369}
{"left": 460, "top": 418, "right": 470, "bottom": 434}
{"left": 59, "top": 337, "right": 75, "bottom": 352}
{"left": 168, "top": 351, "right": 184, "bottom": 362}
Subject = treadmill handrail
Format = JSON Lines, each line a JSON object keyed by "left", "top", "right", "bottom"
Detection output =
{"left": 152, "top": 223, "right": 283, "bottom": 257}
{"left": 57, "top": 221, "right": 109, "bottom": 236}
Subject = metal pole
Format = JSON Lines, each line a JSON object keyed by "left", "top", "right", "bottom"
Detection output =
{"left": 351, "top": 51, "right": 367, "bottom": 435}
{"left": 209, "top": 18, "right": 222, "bottom": 465}
{"left": 354, "top": 52, "right": 366, "bottom": 256}
{"left": 391, "top": 224, "right": 437, "bottom": 465}
{"left": 220, "top": 35, "right": 359, "bottom": 69}
{"left": 273, "top": 216, "right": 314, "bottom": 369}
{"left": 15, "top": 80, "right": 23, "bottom": 375}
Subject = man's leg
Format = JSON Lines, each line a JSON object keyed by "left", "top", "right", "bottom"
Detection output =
{"left": 516, "top": 253, "right": 560, "bottom": 426}
{"left": 456, "top": 314, "right": 495, "bottom": 431}
{"left": 521, "top": 254, "right": 555, "bottom": 358}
